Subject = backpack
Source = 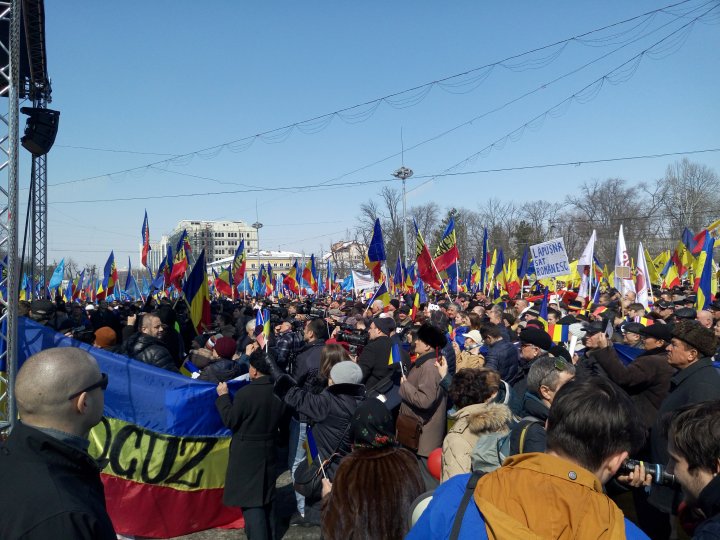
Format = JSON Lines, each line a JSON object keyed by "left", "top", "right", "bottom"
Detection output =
{"left": 495, "top": 415, "right": 543, "bottom": 462}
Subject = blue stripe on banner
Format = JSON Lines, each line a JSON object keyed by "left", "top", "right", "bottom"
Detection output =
{"left": 19, "top": 318, "right": 247, "bottom": 438}
{"left": 614, "top": 343, "right": 645, "bottom": 366}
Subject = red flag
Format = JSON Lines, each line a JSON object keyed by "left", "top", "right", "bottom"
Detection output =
{"left": 414, "top": 222, "right": 442, "bottom": 290}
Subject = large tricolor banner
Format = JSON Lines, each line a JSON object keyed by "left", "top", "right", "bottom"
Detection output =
{"left": 18, "top": 318, "right": 244, "bottom": 538}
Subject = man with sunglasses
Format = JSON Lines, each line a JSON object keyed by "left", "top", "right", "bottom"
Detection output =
{"left": 0, "top": 347, "right": 116, "bottom": 539}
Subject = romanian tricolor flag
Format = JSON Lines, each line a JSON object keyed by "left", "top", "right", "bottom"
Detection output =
{"left": 97, "top": 251, "right": 118, "bottom": 301}
{"left": 231, "top": 240, "right": 247, "bottom": 288}
{"left": 18, "top": 318, "right": 245, "bottom": 538}
{"left": 410, "top": 292, "right": 420, "bottom": 321}
{"left": 480, "top": 228, "right": 489, "bottom": 293}
{"left": 695, "top": 236, "right": 715, "bottom": 310}
{"left": 547, "top": 324, "right": 570, "bottom": 343}
{"left": 537, "top": 287, "right": 549, "bottom": 329}
{"left": 388, "top": 342, "right": 402, "bottom": 366}
{"left": 255, "top": 308, "right": 271, "bottom": 348}
{"left": 183, "top": 250, "right": 211, "bottom": 334}
{"left": 263, "top": 264, "right": 274, "bottom": 297}
{"left": 141, "top": 210, "right": 151, "bottom": 268}
{"left": 433, "top": 216, "right": 459, "bottom": 272}
{"left": 302, "top": 255, "right": 318, "bottom": 293}
{"left": 368, "top": 282, "right": 390, "bottom": 308}
{"left": 414, "top": 220, "right": 442, "bottom": 290}
{"left": 283, "top": 260, "right": 300, "bottom": 295}
{"left": 215, "top": 266, "right": 233, "bottom": 297}
{"left": 365, "top": 218, "right": 386, "bottom": 283}
{"left": 169, "top": 230, "right": 190, "bottom": 288}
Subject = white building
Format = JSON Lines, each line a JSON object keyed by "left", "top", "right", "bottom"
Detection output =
{"left": 208, "top": 249, "right": 303, "bottom": 281}
{"left": 167, "top": 220, "right": 258, "bottom": 264}
{"left": 323, "top": 240, "right": 366, "bottom": 273}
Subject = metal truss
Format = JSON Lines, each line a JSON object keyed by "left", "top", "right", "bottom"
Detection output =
{"left": 0, "top": 0, "right": 21, "bottom": 431}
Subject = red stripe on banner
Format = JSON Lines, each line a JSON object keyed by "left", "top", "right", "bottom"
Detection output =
{"left": 102, "top": 474, "right": 244, "bottom": 538}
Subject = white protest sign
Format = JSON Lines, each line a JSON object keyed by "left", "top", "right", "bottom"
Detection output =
{"left": 530, "top": 237, "right": 571, "bottom": 280}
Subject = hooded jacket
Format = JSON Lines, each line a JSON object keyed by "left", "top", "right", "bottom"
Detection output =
{"left": 442, "top": 402, "right": 512, "bottom": 480}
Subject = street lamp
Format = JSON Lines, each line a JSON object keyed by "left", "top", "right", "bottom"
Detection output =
{"left": 393, "top": 166, "right": 413, "bottom": 265}
{"left": 252, "top": 221, "right": 263, "bottom": 282}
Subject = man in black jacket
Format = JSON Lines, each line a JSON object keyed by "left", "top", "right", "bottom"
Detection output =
{"left": 287, "top": 317, "right": 327, "bottom": 522}
{"left": 0, "top": 347, "right": 116, "bottom": 539}
{"left": 216, "top": 351, "right": 284, "bottom": 540}
{"left": 121, "top": 313, "right": 178, "bottom": 372}
{"left": 358, "top": 316, "right": 398, "bottom": 390}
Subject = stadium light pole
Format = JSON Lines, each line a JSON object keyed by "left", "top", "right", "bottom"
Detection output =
{"left": 252, "top": 221, "right": 263, "bottom": 283}
{"left": 393, "top": 166, "right": 413, "bottom": 265}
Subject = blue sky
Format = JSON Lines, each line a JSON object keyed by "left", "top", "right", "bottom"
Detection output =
{"left": 32, "top": 1, "right": 720, "bottom": 268}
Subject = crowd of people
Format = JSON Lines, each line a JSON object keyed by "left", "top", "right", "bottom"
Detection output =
{"left": 2, "top": 282, "right": 720, "bottom": 539}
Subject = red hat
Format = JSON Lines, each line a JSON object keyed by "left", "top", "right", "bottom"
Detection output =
{"left": 213, "top": 337, "right": 237, "bottom": 360}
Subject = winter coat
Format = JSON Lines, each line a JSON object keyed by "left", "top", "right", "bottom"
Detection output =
{"left": 442, "top": 402, "right": 512, "bottom": 480}
{"left": 483, "top": 338, "right": 520, "bottom": 384}
{"left": 649, "top": 358, "right": 720, "bottom": 513}
{"left": 695, "top": 474, "right": 720, "bottom": 540}
{"left": 293, "top": 339, "right": 326, "bottom": 420}
{"left": 399, "top": 351, "right": 447, "bottom": 457}
{"left": 406, "top": 454, "right": 650, "bottom": 540}
{"left": 121, "top": 332, "right": 178, "bottom": 372}
{"left": 588, "top": 345, "right": 673, "bottom": 431}
{"left": 0, "top": 422, "right": 116, "bottom": 540}
{"left": 455, "top": 350, "right": 485, "bottom": 372}
{"left": 199, "top": 358, "right": 245, "bottom": 383}
{"left": 278, "top": 379, "right": 365, "bottom": 478}
{"left": 215, "top": 376, "right": 285, "bottom": 508}
{"left": 358, "top": 335, "right": 395, "bottom": 391}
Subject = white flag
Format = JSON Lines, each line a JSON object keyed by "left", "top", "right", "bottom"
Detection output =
{"left": 614, "top": 225, "right": 634, "bottom": 296}
{"left": 577, "top": 230, "right": 596, "bottom": 300}
{"left": 635, "top": 242, "right": 651, "bottom": 310}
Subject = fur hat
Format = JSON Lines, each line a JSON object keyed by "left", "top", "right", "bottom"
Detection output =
{"left": 672, "top": 320, "right": 717, "bottom": 357}
{"left": 417, "top": 323, "right": 447, "bottom": 349}
{"left": 372, "top": 316, "right": 396, "bottom": 335}
{"left": 519, "top": 327, "right": 552, "bottom": 351}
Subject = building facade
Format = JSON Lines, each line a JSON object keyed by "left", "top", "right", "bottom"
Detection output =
{"left": 208, "top": 249, "right": 303, "bottom": 282}
{"left": 167, "top": 220, "right": 258, "bottom": 264}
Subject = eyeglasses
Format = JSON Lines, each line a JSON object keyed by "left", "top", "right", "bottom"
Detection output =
{"left": 68, "top": 372, "right": 108, "bottom": 400}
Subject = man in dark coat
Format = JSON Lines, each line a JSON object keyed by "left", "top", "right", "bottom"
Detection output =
{"left": 585, "top": 323, "right": 674, "bottom": 434}
{"left": 216, "top": 351, "right": 284, "bottom": 540}
{"left": 121, "top": 313, "right": 178, "bottom": 372}
{"left": 506, "top": 326, "right": 549, "bottom": 415}
{"left": 644, "top": 320, "right": 720, "bottom": 539}
{"left": 358, "top": 316, "right": 401, "bottom": 391}
{"left": 481, "top": 323, "right": 521, "bottom": 386}
{"left": 0, "top": 348, "right": 116, "bottom": 539}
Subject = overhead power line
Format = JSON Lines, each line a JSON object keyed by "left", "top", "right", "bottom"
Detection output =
{"left": 49, "top": 147, "right": 720, "bottom": 205}
{"left": 408, "top": 3, "right": 720, "bottom": 195}
{"left": 50, "top": 0, "right": 702, "bottom": 188}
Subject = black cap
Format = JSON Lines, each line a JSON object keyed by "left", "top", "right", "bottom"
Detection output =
{"left": 638, "top": 324, "right": 673, "bottom": 342}
{"left": 519, "top": 327, "right": 552, "bottom": 351}
{"left": 584, "top": 321, "right": 606, "bottom": 336}
{"left": 656, "top": 300, "right": 674, "bottom": 310}
{"left": 675, "top": 307, "right": 697, "bottom": 320}
{"left": 622, "top": 322, "right": 645, "bottom": 335}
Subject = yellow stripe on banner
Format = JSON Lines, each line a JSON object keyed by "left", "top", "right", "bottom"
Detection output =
{"left": 88, "top": 416, "right": 230, "bottom": 492}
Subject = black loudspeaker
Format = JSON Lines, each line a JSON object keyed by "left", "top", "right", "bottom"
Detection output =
{"left": 20, "top": 107, "right": 60, "bottom": 156}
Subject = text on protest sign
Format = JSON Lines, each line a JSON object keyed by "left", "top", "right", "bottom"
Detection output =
{"left": 530, "top": 238, "right": 570, "bottom": 279}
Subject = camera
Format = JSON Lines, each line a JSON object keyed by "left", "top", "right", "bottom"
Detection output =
{"left": 335, "top": 326, "right": 369, "bottom": 347}
{"left": 618, "top": 459, "right": 675, "bottom": 486}
{"left": 72, "top": 326, "right": 96, "bottom": 345}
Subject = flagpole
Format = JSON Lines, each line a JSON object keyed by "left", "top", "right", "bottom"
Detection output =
{"left": 428, "top": 253, "right": 452, "bottom": 302}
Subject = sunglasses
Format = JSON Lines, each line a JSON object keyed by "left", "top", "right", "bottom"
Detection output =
{"left": 68, "top": 372, "right": 109, "bottom": 400}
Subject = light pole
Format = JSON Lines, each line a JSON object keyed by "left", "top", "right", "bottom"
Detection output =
{"left": 252, "top": 221, "right": 263, "bottom": 283}
{"left": 393, "top": 166, "right": 413, "bottom": 265}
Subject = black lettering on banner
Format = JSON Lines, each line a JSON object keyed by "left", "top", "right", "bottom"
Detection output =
{"left": 165, "top": 438, "right": 217, "bottom": 488}
{"left": 95, "top": 417, "right": 113, "bottom": 461}
{"left": 110, "top": 425, "right": 143, "bottom": 478}
{"left": 140, "top": 433, "right": 179, "bottom": 484}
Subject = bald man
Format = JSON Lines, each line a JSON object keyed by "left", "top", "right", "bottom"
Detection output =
{"left": 120, "top": 312, "right": 178, "bottom": 372}
{"left": 697, "top": 309, "right": 714, "bottom": 329}
{"left": 0, "top": 348, "right": 116, "bottom": 539}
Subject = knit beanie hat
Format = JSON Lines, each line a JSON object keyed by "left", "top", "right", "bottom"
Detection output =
{"left": 330, "top": 361, "right": 363, "bottom": 385}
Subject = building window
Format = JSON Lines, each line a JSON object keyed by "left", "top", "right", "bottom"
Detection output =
{"left": 251, "top": 263, "right": 256, "bottom": 269}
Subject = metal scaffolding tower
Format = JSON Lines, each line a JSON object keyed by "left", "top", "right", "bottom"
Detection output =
{"left": 0, "top": 0, "right": 21, "bottom": 431}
